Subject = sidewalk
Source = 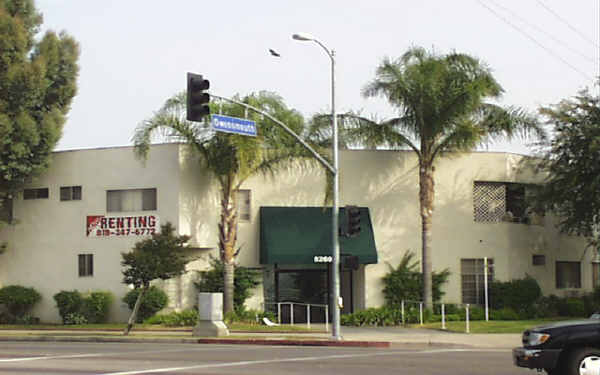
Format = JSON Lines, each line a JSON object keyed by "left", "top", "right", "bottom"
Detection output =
{"left": 0, "top": 325, "right": 521, "bottom": 349}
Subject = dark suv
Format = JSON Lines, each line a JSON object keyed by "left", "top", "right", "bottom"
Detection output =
{"left": 513, "top": 318, "right": 600, "bottom": 374}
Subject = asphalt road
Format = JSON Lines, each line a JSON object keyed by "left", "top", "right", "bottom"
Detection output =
{"left": 0, "top": 341, "right": 535, "bottom": 375}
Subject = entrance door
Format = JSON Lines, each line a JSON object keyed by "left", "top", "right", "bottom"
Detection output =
{"left": 276, "top": 270, "right": 329, "bottom": 323}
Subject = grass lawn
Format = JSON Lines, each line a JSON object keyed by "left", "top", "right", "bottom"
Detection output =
{"left": 411, "top": 317, "right": 574, "bottom": 333}
{"left": 0, "top": 322, "right": 318, "bottom": 333}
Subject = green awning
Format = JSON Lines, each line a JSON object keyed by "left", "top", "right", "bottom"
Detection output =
{"left": 260, "top": 206, "right": 378, "bottom": 265}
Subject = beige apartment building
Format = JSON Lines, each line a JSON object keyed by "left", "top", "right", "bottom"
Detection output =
{"left": 0, "top": 143, "right": 591, "bottom": 323}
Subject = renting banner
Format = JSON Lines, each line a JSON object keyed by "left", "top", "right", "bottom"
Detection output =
{"left": 86, "top": 215, "right": 159, "bottom": 237}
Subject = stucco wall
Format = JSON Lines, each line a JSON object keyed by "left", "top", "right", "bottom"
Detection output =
{"left": 0, "top": 144, "right": 181, "bottom": 322}
{"left": 239, "top": 150, "right": 590, "bottom": 309}
{"left": 0, "top": 145, "right": 591, "bottom": 322}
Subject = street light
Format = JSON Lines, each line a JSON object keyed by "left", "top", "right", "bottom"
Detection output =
{"left": 292, "top": 32, "right": 341, "bottom": 341}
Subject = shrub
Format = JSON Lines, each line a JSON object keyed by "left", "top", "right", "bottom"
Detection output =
{"left": 532, "top": 295, "right": 561, "bottom": 318}
{"left": 224, "top": 309, "right": 276, "bottom": 325}
{"left": 489, "top": 275, "right": 541, "bottom": 315}
{"left": 459, "top": 306, "right": 485, "bottom": 321}
{"left": 123, "top": 286, "right": 168, "bottom": 322}
{"left": 0, "top": 285, "right": 41, "bottom": 322}
{"left": 340, "top": 306, "right": 435, "bottom": 327}
{"left": 54, "top": 290, "right": 83, "bottom": 323}
{"left": 382, "top": 251, "right": 450, "bottom": 308}
{"left": 54, "top": 290, "right": 114, "bottom": 324}
{"left": 81, "top": 291, "right": 113, "bottom": 323}
{"left": 558, "top": 298, "right": 585, "bottom": 317}
{"left": 144, "top": 309, "right": 199, "bottom": 326}
{"left": 582, "top": 287, "right": 600, "bottom": 316}
{"left": 194, "top": 256, "right": 261, "bottom": 312}
{"left": 490, "top": 308, "right": 520, "bottom": 321}
{"left": 64, "top": 312, "right": 88, "bottom": 325}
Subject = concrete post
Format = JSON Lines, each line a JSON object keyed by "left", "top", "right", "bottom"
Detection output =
{"left": 192, "top": 293, "right": 229, "bottom": 337}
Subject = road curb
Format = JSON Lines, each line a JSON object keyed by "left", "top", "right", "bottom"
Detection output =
{"left": 196, "top": 338, "right": 391, "bottom": 347}
{"left": 0, "top": 335, "right": 390, "bottom": 347}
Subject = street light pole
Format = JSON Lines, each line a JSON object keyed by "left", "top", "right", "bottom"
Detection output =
{"left": 292, "top": 32, "right": 341, "bottom": 341}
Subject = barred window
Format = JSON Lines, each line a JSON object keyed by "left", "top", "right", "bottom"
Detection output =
{"left": 24, "top": 188, "right": 49, "bottom": 200}
{"left": 78, "top": 254, "right": 94, "bottom": 277}
{"left": 461, "top": 258, "right": 494, "bottom": 305}
{"left": 60, "top": 186, "right": 82, "bottom": 201}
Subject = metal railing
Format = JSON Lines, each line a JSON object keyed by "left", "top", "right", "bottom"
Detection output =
{"left": 401, "top": 300, "right": 473, "bottom": 333}
{"left": 264, "top": 302, "right": 329, "bottom": 331}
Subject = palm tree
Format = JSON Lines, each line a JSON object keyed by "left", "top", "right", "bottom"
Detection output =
{"left": 310, "top": 47, "right": 546, "bottom": 309}
{"left": 133, "top": 91, "right": 313, "bottom": 313}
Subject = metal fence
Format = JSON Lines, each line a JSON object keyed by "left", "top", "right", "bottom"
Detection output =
{"left": 401, "top": 300, "right": 474, "bottom": 333}
{"left": 264, "top": 302, "right": 329, "bottom": 331}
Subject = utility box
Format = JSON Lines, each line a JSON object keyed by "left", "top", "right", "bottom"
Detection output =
{"left": 192, "top": 293, "right": 229, "bottom": 337}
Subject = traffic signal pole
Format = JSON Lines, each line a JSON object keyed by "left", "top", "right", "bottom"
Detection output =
{"left": 209, "top": 92, "right": 341, "bottom": 340}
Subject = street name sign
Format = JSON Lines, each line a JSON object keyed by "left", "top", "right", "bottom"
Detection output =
{"left": 210, "top": 114, "right": 257, "bottom": 136}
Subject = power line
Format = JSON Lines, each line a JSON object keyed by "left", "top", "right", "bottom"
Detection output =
{"left": 476, "top": 0, "right": 594, "bottom": 81}
{"left": 535, "top": 0, "right": 600, "bottom": 49}
{"left": 487, "top": 0, "right": 596, "bottom": 64}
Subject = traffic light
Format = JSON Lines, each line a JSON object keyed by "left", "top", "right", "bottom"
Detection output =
{"left": 343, "top": 255, "right": 359, "bottom": 270}
{"left": 186, "top": 72, "right": 210, "bottom": 122}
{"left": 346, "top": 205, "right": 361, "bottom": 237}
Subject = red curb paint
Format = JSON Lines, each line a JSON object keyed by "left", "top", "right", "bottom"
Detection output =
{"left": 196, "top": 339, "right": 390, "bottom": 348}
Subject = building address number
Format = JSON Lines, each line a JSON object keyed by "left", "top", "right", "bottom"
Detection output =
{"left": 313, "top": 256, "right": 332, "bottom": 263}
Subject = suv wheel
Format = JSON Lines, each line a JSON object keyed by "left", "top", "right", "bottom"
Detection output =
{"left": 566, "top": 347, "right": 600, "bottom": 375}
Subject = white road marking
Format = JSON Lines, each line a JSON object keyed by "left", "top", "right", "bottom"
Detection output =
{"left": 97, "top": 348, "right": 511, "bottom": 375}
{"left": 0, "top": 346, "right": 240, "bottom": 363}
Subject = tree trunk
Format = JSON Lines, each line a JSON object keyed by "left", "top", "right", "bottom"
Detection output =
{"left": 123, "top": 285, "right": 148, "bottom": 336}
{"left": 218, "top": 183, "right": 237, "bottom": 314}
{"left": 223, "top": 260, "right": 235, "bottom": 314}
{"left": 419, "top": 163, "right": 435, "bottom": 310}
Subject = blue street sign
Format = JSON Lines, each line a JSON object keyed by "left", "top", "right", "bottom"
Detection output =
{"left": 210, "top": 114, "right": 257, "bottom": 136}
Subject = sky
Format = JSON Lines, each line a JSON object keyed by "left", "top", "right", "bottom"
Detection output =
{"left": 35, "top": 0, "right": 600, "bottom": 155}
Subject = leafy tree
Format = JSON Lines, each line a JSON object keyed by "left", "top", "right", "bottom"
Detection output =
{"left": 536, "top": 88, "right": 600, "bottom": 250}
{"left": 134, "top": 91, "right": 318, "bottom": 314}
{"left": 121, "top": 222, "right": 190, "bottom": 335}
{"left": 0, "top": 0, "right": 79, "bottom": 224}
{"left": 310, "top": 47, "right": 545, "bottom": 308}
{"left": 382, "top": 251, "right": 450, "bottom": 308}
{"left": 194, "top": 256, "right": 261, "bottom": 312}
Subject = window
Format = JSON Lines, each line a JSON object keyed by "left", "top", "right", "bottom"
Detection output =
{"left": 461, "top": 258, "right": 494, "bottom": 305}
{"left": 78, "top": 254, "right": 93, "bottom": 277}
{"left": 60, "top": 186, "right": 82, "bottom": 201}
{"left": 532, "top": 254, "right": 546, "bottom": 266}
{"left": 473, "top": 182, "right": 541, "bottom": 223}
{"left": 556, "top": 261, "right": 581, "bottom": 289}
{"left": 0, "top": 198, "right": 12, "bottom": 222}
{"left": 23, "top": 188, "right": 49, "bottom": 200}
{"left": 236, "top": 189, "right": 251, "bottom": 221}
{"left": 106, "top": 188, "right": 156, "bottom": 212}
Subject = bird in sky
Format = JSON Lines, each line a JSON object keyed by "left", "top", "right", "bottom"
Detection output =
{"left": 269, "top": 49, "right": 280, "bottom": 57}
